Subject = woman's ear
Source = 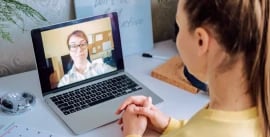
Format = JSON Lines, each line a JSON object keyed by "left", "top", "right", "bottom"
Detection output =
{"left": 194, "top": 27, "right": 210, "bottom": 56}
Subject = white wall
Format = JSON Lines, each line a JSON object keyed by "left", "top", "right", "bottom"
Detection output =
{"left": 0, "top": 0, "right": 75, "bottom": 77}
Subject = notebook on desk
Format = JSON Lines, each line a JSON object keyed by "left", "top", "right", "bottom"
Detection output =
{"left": 31, "top": 12, "right": 163, "bottom": 135}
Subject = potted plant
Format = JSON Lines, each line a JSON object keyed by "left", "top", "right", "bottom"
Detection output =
{"left": 0, "top": 0, "right": 47, "bottom": 43}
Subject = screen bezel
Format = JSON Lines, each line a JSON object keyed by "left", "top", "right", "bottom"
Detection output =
{"left": 31, "top": 12, "right": 124, "bottom": 96}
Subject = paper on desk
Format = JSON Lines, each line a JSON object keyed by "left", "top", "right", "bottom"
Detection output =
{"left": 0, "top": 119, "right": 15, "bottom": 136}
{"left": 0, "top": 120, "right": 64, "bottom": 137}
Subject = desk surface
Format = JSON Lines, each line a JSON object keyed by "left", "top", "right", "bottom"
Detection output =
{"left": 0, "top": 40, "right": 209, "bottom": 137}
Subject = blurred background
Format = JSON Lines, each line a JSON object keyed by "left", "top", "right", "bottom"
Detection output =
{"left": 0, "top": 0, "right": 177, "bottom": 77}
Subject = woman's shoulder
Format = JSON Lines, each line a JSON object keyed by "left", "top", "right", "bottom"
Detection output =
{"left": 91, "top": 58, "right": 104, "bottom": 64}
{"left": 175, "top": 106, "right": 261, "bottom": 137}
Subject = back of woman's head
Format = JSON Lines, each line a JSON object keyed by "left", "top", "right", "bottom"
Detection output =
{"left": 183, "top": 0, "right": 269, "bottom": 136}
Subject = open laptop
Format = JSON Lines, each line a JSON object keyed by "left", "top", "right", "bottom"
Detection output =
{"left": 31, "top": 12, "right": 163, "bottom": 135}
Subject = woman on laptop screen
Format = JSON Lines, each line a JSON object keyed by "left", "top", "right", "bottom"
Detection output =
{"left": 58, "top": 30, "right": 116, "bottom": 87}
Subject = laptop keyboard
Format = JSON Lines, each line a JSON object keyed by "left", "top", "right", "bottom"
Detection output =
{"left": 50, "top": 75, "right": 142, "bottom": 115}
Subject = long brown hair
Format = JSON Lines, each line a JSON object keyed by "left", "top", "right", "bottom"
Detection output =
{"left": 183, "top": 0, "right": 269, "bottom": 136}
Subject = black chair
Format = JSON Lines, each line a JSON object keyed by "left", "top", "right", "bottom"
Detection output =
{"left": 61, "top": 55, "right": 74, "bottom": 74}
{"left": 41, "top": 58, "right": 54, "bottom": 90}
{"left": 103, "top": 56, "right": 116, "bottom": 68}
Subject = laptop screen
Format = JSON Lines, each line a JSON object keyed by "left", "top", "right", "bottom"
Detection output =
{"left": 31, "top": 12, "right": 124, "bottom": 95}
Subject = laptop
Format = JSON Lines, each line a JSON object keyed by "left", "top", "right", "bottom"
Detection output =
{"left": 31, "top": 12, "right": 163, "bottom": 135}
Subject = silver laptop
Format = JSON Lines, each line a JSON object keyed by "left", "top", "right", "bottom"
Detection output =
{"left": 31, "top": 12, "right": 163, "bottom": 135}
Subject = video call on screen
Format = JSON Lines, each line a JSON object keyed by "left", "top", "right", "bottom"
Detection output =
{"left": 41, "top": 17, "right": 117, "bottom": 90}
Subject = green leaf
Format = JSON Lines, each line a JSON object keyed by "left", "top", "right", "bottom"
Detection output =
{"left": 0, "top": 0, "right": 47, "bottom": 43}
{"left": 0, "top": 28, "right": 13, "bottom": 43}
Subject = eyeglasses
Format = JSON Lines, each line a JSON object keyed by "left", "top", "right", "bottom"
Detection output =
{"left": 69, "top": 42, "right": 88, "bottom": 52}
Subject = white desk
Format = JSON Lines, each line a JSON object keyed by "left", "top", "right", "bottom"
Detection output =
{"left": 0, "top": 40, "right": 209, "bottom": 137}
